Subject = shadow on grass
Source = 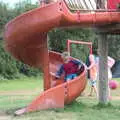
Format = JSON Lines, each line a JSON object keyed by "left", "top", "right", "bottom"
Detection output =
{"left": 6, "top": 107, "right": 26, "bottom": 116}
{"left": 92, "top": 102, "right": 120, "bottom": 110}
{"left": 5, "top": 100, "right": 87, "bottom": 116}
{"left": 92, "top": 102, "right": 112, "bottom": 109}
{"left": 64, "top": 100, "right": 87, "bottom": 112}
{"left": 5, "top": 98, "right": 120, "bottom": 117}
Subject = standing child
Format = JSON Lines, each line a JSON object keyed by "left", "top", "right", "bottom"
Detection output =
{"left": 87, "top": 54, "right": 98, "bottom": 98}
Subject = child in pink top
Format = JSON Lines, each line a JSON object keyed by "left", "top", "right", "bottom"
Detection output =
{"left": 107, "top": 56, "right": 115, "bottom": 80}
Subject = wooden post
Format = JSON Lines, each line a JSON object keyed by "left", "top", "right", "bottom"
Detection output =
{"left": 41, "top": 0, "right": 54, "bottom": 90}
{"left": 98, "top": 34, "right": 109, "bottom": 104}
{"left": 42, "top": 34, "right": 51, "bottom": 91}
{"left": 96, "top": 0, "right": 109, "bottom": 104}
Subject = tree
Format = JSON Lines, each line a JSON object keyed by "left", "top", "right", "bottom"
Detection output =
{"left": 0, "top": 1, "right": 40, "bottom": 80}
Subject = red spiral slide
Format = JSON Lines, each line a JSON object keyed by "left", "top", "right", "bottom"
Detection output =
{"left": 4, "top": 0, "right": 120, "bottom": 115}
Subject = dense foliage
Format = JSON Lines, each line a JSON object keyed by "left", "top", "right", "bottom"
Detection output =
{"left": 0, "top": 1, "right": 120, "bottom": 80}
{"left": 49, "top": 28, "right": 97, "bottom": 62}
{"left": 0, "top": 1, "right": 40, "bottom": 79}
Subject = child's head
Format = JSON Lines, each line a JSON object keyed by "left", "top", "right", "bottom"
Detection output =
{"left": 89, "top": 54, "right": 95, "bottom": 63}
{"left": 61, "top": 52, "right": 70, "bottom": 61}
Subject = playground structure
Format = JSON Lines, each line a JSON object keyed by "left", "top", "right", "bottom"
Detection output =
{"left": 4, "top": 0, "right": 120, "bottom": 115}
{"left": 67, "top": 39, "right": 92, "bottom": 55}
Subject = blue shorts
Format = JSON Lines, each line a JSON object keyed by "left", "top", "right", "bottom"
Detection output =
{"left": 64, "top": 74, "right": 77, "bottom": 82}
{"left": 89, "top": 79, "right": 96, "bottom": 87}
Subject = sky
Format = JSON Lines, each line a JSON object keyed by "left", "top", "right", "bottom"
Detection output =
{"left": 0, "top": 0, "right": 38, "bottom": 7}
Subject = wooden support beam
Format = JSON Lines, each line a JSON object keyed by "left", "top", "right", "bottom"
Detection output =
{"left": 43, "top": 34, "right": 51, "bottom": 91}
{"left": 94, "top": 24, "right": 120, "bottom": 34}
{"left": 98, "top": 33, "right": 109, "bottom": 104}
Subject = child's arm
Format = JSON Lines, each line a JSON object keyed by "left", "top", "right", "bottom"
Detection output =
{"left": 87, "top": 54, "right": 96, "bottom": 70}
{"left": 108, "top": 56, "right": 115, "bottom": 68}
{"left": 71, "top": 59, "right": 83, "bottom": 69}
{"left": 55, "top": 65, "right": 64, "bottom": 78}
{"left": 70, "top": 59, "right": 82, "bottom": 66}
{"left": 87, "top": 62, "right": 95, "bottom": 70}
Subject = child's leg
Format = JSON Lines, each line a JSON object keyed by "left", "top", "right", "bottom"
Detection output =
{"left": 93, "top": 85, "right": 98, "bottom": 98}
{"left": 88, "top": 79, "right": 94, "bottom": 96}
{"left": 93, "top": 79, "right": 98, "bottom": 98}
{"left": 65, "top": 76, "right": 71, "bottom": 81}
{"left": 88, "top": 79, "right": 98, "bottom": 97}
{"left": 88, "top": 86, "right": 94, "bottom": 96}
{"left": 66, "top": 74, "right": 77, "bottom": 81}
{"left": 108, "top": 87, "right": 111, "bottom": 100}
{"left": 108, "top": 72, "right": 112, "bottom": 100}
{"left": 108, "top": 80, "right": 111, "bottom": 100}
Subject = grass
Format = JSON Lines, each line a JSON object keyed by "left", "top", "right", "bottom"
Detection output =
{"left": 0, "top": 75, "right": 43, "bottom": 91}
{"left": 0, "top": 77, "right": 120, "bottom": 120}
{"left": 0, "top": 75, "right": 43, "bottom": 113}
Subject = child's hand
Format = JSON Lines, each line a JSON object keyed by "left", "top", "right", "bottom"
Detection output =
{"left": 50, "top": 72, "right": 55, "bottom": 76}
{"left": 86, "top": 67, "right": 89, "bottom": 70}
{"left": 55, "top": 75, "right": 60, "bottom": 79}
{"left": 78, "top": 64, "right": 82, "bottom": 69}
{"left": 50, "top": 72, "right": 60, "bottom": 79}
{"left": 85, "top": 65, "right": 89, "bottom": 70}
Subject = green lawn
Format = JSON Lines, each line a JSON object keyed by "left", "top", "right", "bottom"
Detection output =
{"left": 0, "top": 75, "right": 43, "bottom": 91}
{"left": 0, "top": 75, "right": 43, "bottom": 113}
{"left": 0, "top": 76, "right": 120, "bottom": 120}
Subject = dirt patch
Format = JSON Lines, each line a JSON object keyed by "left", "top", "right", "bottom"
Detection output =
{"left": 111, "top": 96, "right": 120, "bottom": 100}
{"left": 0, "top": 111, "right": 11, "bottom": 120}
{"left": 0, "top": 90, "right": 43, "bottom": 96}
{"left": 82, "top": 94, "right": 120, "bottom": 100}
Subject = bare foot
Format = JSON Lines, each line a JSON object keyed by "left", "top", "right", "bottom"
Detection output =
{"left": 88, "top": 94, "right": 92, "bottom": 96}
{"left": 14, "top": 108, "right": 26, "bottom": 116}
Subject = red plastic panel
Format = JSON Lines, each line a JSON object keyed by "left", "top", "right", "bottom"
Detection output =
{"left": 66, "top": 71, "right": 87, "bottom": 104}
{"left": 49, "top": 51, "right": 63, "bottom": 73}
{"left": 27, "top": 84, "right": 64, "bottom": 112}
{"left": 107, "top": 0, "right": 120, "bottom": 9}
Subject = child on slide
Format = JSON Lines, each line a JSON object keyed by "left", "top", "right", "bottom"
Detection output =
{"left": 51, "top": 52, "right": 82, "bottom": 86}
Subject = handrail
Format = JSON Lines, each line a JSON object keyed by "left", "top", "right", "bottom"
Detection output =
{"left": 63, "top": 0, "right": 119, "bottom": 12}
